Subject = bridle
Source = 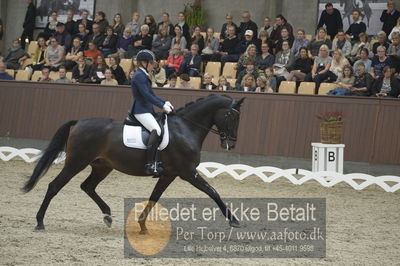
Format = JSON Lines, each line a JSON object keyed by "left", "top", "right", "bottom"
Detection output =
{"left": 173, "top": 102, "right": 240, "bottom": 142}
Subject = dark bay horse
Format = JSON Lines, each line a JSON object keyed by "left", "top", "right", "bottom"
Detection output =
{"left": 23, "top": 94, "right": 245, "bottom": 232}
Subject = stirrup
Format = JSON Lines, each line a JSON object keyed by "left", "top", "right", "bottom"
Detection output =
{"left": 145, "top": 162, "right": 163, "bottom": 177}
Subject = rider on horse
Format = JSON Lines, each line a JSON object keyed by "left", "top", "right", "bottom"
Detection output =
{"left": 130, "top": 49, "right": 174, "bottom": 175}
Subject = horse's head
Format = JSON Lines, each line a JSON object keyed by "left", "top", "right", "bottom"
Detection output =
{"left": 214, "top": 97, "right": 245, "bottom": 151}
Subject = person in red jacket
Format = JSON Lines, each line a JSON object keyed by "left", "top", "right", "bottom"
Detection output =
{"left": 163, "top": 44, "right": 184, "bottom": 78}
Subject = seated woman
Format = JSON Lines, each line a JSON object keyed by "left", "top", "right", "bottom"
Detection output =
{"left": 170, "top": 25, "right": 187, "bottom": 54}
{"left": 152, "top": 27, "right": 172, "bottom": 60}
{"left": 370, "top": 45, "right": 392, "bottom": 79}
{"left": 353, "top": 48, "right": 372, "bottom": 73}
{"left": 25, "top": 37, "right": 47, "bottom": 72}
{"left": 329, "top": 49, "right": 350, "bottom": 81}
{"left": 40, "top": 10, "right": 58, "bottom": 40}
{"left": 108, "top": 56, "right": 127, "bottom": 85}
{"left": 255, "top": 42, "right": 274, "bottom": 71}
{"left": 236, "top": 73, "right": 256, "bottom": 92}
{"left": 258, "top": 30, "right": 274, "bottom": 54}
{"left": 144, "top": 15, "right": 157, "bottom": 37}
{"left": 369, "top": 66, "right": 400, "bottom": 98}
{"left": 152, "top": 62, "right": 166, "bottom": 87}
{"left": 200, "top": 73, "right": 217, "bottom": 90}
{"left": 191, "top": 26, "right": 205, "bottom": 53}
{"left": 255, "top": 75, "right": 274, "bottom": 93}
{"left": 163, "top": 44, "right": 184, "bottom": 78}
{"left": 111, "top": 13, "right": 125, "bottom": 37}
{"left": 84, "top": 40, "right": 102, "bottom": 64}
{"left": 273, "top": 40, "right": 295, "bottom": 81}
{"left": 328, "top": 65, "right": 355, "bottom": 95}
{"left": 201, "top": 27, "right": 219, "bottom": 62}
{"left": 287, "top": 47, "right": 313, "bottom": 82}
{"left": 100, "top": 27, "right": 118, "bottom": 57}
{"left": 44, "top": 37, "right": 65, "bottom": 71}
{"left": 236, "top": 44, "right": 258, "bottom": 77}
{"left": 71, "top": 56, "right": 91, "bottom": 83}
{"left": 349, "top": 33, "right": 372, "bottom": 63}
{"left": 216, "top": 76, "right": 233, "bottom": 91}
{"left": 346, "top": 62, "right": 374, "bottom": 96}
{"left": 85, "top": 54, "right": 108, "bottom": 83}
{"left": 64, "top": 37, "right": 84, "bottom": 70}
{"left": 179, "top": 44, "right": 201, "bottom": 77}
{"left": 305, "top": 45, "right": 332, "bottom": 90}
{"left": 308, "top": 27, "right": 332, "bottom": 60}
{"left": 101, "top": 68, "right": 118, "bottom": 85}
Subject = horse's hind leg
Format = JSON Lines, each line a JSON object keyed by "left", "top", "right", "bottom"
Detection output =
{"left": 35, "top": 159, "right": 88, "bottom": 231}
{"left": 181, "top": 170, "right": 240, "bottom": 228}
{"left": 138, "top": 175, "right": 176, "bottom": 234}
{"left": 80, "top": 161, "right": 113, "bottom": 227}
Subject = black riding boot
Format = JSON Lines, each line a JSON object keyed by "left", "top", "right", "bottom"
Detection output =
{"left": 145, "top": 130, "right": 163, "bottom": 176}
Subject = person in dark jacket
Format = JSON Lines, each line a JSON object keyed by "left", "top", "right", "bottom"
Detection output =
{"left": 345, "top": 10, "right": 367, "bottom": 42}
{"left": 65, "top": 9, "right": 76, "bottom": 35}
{"left": 0, "top": 62, "right": 14, "bottom": 80}
{"left": 71, "top": 56, "right": 91, "bottom": 83}
{"left": 108, "top": 56, "right": 127, "bottom": 85}
{"left": 270, "top": 14, "right": 294, "bottom": 43}
{"left": 238, "top": 11, "right": 258, "bottom": 40}
{"left": 212, "top": 25, "right": 240, "bottom": 62}
{"left": 220, "top": 14, "right": 239, "bottom": 40}
{"left": 130, "top": 50, "right": 174, "bottom": 175}
{"left": 157, "top": 12, "right": 175, "bottom": 36}
{"left": 20, "top": 0, "right": 36, "bottom": 49}
{"left": 75, "top": 9, "right": 93, "bottom": 34}
{"left": 54, "top": 23, "right": 72, "bottom": 52}
{"left": 346, "top": 61, "right": 374, "bottom": 96}
{"left": 380, "top": 1, "right": 400, "bottom": 37}
{"left": 287, "top": 47, "right": 313, "bottom": 82}
{"left": 100, "top": 27, "right": 118, "bottom": 57}
{"left": 86, "top": 23, "right": 105, "bottom": 49}
{"left": 152, "top": 27, "right": 172, "bottom": 60}
{"left": 369, "top": 66, "right": 400, "bottom": 97}
{"left": 179, "top": 44, "right": 201, "bottom": 77}
{"left": 317, "top": 2, "right": 344, "bottom": 40}
{"left": 126, "top": 24, "right": 153, "bottom": 58}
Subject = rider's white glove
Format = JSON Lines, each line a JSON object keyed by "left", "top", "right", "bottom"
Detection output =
{"left": 163, "top": 101, "right": 174, "bottom": 114}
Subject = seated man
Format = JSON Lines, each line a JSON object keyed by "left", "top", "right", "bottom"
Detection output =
{"left": 0, "top": 61, "right": 14, "bottom": 80}
{"left": 179, "top": 44, "right": 201, "bottom": 77}
{"left": 4, "top": 39, "right": 29, "bottom": 70}
{"left": 332, "top": 29, "right": 352, "bottom": 57}
{"left": 36, "top": 67, "right": 52, "bottom": 82}
{"left": 54, "top": 66, "right": 71, "bottom": 83}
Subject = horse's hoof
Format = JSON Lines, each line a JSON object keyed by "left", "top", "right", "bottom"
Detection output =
{"left": 229, "top": 220, "right": 241, "bottom": 228}
{"left": 34, "top": 224, "right": 45, "bottom": 231}
{"left": 139, "top": 229, "right": 148, "bottom": 235}
{"left": 103, "top": 215, "right": 112, "bottom": 228}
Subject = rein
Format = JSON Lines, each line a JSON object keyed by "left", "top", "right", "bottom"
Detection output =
{"left": 172, "top": 104, "right": 240, "bottom": 141}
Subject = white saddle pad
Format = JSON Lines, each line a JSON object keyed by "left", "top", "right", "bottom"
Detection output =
{"left": 123, "top": 118, "right": 169, "bottom": 150}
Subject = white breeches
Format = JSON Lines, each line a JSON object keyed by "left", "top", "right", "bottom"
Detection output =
{"left": 134, "top": 113, "right": 161, "bottom": 136}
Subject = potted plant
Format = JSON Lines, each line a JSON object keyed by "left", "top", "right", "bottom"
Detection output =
{"left": 184, "top": 0, "right": 205, "bottom": 27}
{"left": 317, "top": 111, "right": 344, "bottom": 144}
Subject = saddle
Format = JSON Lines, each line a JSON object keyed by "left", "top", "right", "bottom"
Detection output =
{"left": 123, "top": 113, "right": 169, "bottom": 150}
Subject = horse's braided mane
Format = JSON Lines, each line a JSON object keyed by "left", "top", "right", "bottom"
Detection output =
{"left": 176, "top": 94, "right": 232, "bottom": 114}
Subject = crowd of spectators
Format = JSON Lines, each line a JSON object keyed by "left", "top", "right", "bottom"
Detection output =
{"left": 0, "top": 1, "right": 400, "bottom": 98}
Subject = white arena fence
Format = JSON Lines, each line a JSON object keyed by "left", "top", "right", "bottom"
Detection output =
{"left": 1, "top": 146, "right": 399, "bottom": 193}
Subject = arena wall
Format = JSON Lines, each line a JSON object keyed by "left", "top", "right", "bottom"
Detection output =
{"left": 1, "top": 80, "right": 399, "bottom": 165}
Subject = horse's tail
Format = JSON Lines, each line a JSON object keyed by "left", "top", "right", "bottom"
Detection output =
{"left": 22, "top": 120, "right": 78, "bottom": 193}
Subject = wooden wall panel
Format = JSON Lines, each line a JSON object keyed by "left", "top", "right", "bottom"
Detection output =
{"left": 0, "top": 81, "right": 399, "bottom": 164}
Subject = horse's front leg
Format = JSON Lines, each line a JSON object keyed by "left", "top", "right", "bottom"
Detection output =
{"left": 180, "top": 169, "right": 240, "bottom": 228}
{"left": 138, "top": 175, "right": 176, "bottom": 234}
